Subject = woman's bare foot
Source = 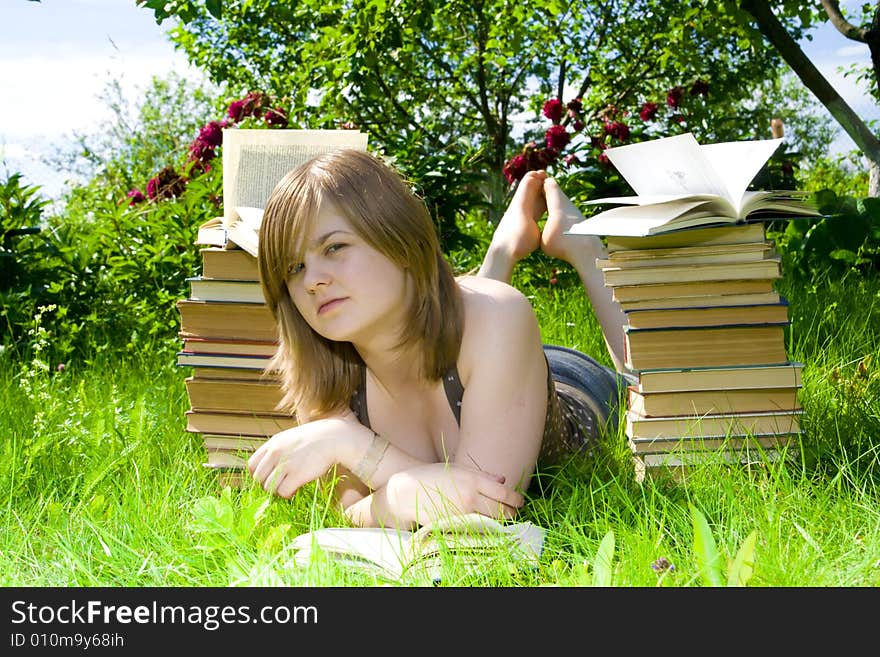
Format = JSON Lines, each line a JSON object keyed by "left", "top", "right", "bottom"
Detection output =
{"left": 477, "top": 170, "right": 547, "bottom": 282}
{"left": 541, "top": 176, "right": 605, "bottom": 264}
{"left": 541, "top": 177, "right": 628, "bottom": 373}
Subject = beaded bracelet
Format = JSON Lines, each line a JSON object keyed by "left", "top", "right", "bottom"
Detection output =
{"left": 351, "top": 431, "right": 390, "bottom": 488}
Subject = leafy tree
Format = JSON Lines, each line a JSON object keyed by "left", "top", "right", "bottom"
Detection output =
{"left": 138, "top": 0, "right": 826, "bottom": 223}
{"left": 737, "top": 0, "right": 880, "bottom": 196}
{"left": 1, "top": 74, "right": 226, "bottom": 361}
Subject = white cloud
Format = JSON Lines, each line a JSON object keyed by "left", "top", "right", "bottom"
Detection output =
{"left": 835, "top": 44, "right": 870, "bottom": 58}
{"left": 0, "top": 53, "right": 203, "bottom": 141}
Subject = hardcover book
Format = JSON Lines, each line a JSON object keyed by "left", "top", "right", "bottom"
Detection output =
{"left": 184, "top": 377, "right": 287, "bottom": 415}
{"left": 626, "top": 385, "right": 801, "bottom": 417}
{"left": 625, "top": 407, "right": 803, "bottom": 439}
{"left": 623, "top": 323, "right": 789, "bottom": 371}
{"left": 605, "top": 222, "right": 767, "bottom": 252}
{"left": 188, "top": 277, "right": 265, "bottom": 304}
{"left": 184, "top": 409, "right": 297, "bottom": 437}
{"left": 176, "top": 299, "right": 277, "bottom": 342}
{"left": 600, "top": 256, "right": 781, "bottom": 287}
{"left": 180, "top": 336, "right": 278, "bottom": 357}
{"left": 177, "top": 352, "right": 273, "bottom": 370}
{"left": 623, "top": 300, "right": 789, "bottom": 330}
{"left": 611, "top": 278, "right": 778, "bottom": 303}
{"left": 635, "top": 362, "right": 804, "bottom": 394}
{"left": 199, "top": 247, "right": 260, "bottom": 281}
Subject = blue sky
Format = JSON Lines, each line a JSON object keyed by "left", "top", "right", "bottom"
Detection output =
{"left": 0, "top": 0, "right": 876, "bottom": 201}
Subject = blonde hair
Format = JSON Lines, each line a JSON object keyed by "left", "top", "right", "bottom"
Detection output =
{"left": 258, "top": 149, "right": 464, "bottom": 418}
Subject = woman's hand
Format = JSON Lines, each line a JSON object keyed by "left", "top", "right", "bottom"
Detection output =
{"left": 248, "top": 415, "right": 361, "bottom": 498}
{"left": 384, "top": 463, "right": 525, "bottom": 526}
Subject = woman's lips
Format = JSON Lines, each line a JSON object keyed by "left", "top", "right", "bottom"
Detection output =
{"left": 318, "top": 298, "right": 347, "bottom": 315}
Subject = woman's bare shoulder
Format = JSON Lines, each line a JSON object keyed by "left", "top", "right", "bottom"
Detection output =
{"left": 456, "top": 274, "right": 532, "bottom": 308}
{"left": 455, "top": 276, "right": 542, "bottom": 380}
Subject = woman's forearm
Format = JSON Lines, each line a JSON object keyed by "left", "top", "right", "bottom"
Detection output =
{"left": 342, "top": 486, "right": 416, "bottom": 530}
{"left": 339, "top": 423, "right": 431, "bottom": 491}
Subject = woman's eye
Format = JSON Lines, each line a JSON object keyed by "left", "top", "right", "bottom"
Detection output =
{"left": 326, "top": 243, "right": 346, "bottom": 255}
{"left": 287, "top": 262, "right": 305, "bottom": 276}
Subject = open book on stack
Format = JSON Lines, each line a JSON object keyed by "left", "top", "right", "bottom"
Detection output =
{"left": 179, "top": 129, "right": 369, "bottom": 486}
{"left": 565, "top": 134, "right": 810, "bottom": 478}
{"left": 567, "top": 132, "right": 819, "bottom": 238}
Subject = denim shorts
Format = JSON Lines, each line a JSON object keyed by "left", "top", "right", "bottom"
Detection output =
{"left": 543, "top": 344, "right": 631, "bottom": 437}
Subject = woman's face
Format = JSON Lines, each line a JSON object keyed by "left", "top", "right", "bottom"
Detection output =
{"left": 285, "top": 200, "right": 412, "bottom": 345}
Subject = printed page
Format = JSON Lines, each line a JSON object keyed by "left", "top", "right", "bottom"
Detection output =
{"left": 290, "top": 527, "right": 413, "bottom": 579}
{"left": 604, "top": 133, "right": 730, "bottom": 200}
{"left": 222, "top": 129, "right": 369, "bottom": 227}
{"left": 700, "top": 138, "right": 783, "bottom": 214}
{"left": 583, "top": 193, "right": 722, "bottom": 207}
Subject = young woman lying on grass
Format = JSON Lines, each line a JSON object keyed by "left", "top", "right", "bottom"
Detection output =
{"left": 248, "top": 149, "right": 631, "bottom": 528}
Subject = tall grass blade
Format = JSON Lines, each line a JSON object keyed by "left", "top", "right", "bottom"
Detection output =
{"left": 727, "top": 530, "right": 757, "bottom": 587}
{"left": 592, "top": 529, "right": 615, "bottom": 587}
{"left": 690, "top": 504, "right": 724, "bottom": 587}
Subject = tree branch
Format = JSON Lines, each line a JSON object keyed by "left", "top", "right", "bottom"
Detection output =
{"left": 741, "top": 0, "right": 880, "bottom": 167}
{"left": 819, "top": 0, "right": 867, "bottom": 41}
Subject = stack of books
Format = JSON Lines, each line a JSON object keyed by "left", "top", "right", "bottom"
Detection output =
{"left": 598, "top": 224, "right": 805, "bottom": 477}
{"left": 567, "top": 132, "right": 819, "bottom": 480}
{"left": 177, "top": 244, "right": 297, "bottom": 488}
{"left": 176, "top": 128, "right": 369, "bottom": 486}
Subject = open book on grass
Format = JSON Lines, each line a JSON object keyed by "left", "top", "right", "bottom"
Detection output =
{"left": 217, "top": 129, "right": 369, "bottom": 256}
{"left": 568, "top": 133, "right": 819, "bottom": 237}
{"left": 291, "top": 513, "right": 546, "bottom": 582}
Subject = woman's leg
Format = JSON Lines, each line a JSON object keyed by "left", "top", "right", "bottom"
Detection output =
{"left": 477, "top": 170, "right": 547, "bottom": 283}
{"left": 540, "top": 178, "right": 629, "bottom": 374}
{"left": 476, "top": 171, "right": 629, "bottom": 374}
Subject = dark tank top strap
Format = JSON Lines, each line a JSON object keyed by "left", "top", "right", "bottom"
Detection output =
{"left": 353, "top": 364, "right": 463, "bottom": 429}
{"left": 350, "top": 365, "right": 372, "bottom": 430}
{"left": 442, "top": 364, "right": 465, "bottom": 426}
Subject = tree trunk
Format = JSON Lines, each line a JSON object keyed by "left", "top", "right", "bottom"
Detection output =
{"left": 870, "top": 158, "right": 880, "bottom": 197}
{"left": 742, "top": 0, "right": 880, "bottom": 197}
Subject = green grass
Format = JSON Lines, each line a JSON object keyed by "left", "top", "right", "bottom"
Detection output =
{"left": 1, "top": 269, "right": 878, "bottom": 587}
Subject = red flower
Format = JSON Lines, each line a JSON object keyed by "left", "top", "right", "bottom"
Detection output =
{"left": 539, "top": 147, "right": 560, "bottom": 167}
{"left": 566, "top": 97, "right": 583, "bottom": 115}
{"left": 666, "top": 86, "right": 684, "bottom": 108}
{"left": 689, "top": 79, "right": 709, "bottom": 97}
{"left": 598, "top": 151, "right": 611, "bottom": 166}
{"left": 127, "top": 188, "right": 146, "bottom": 206}
{"left": 572, "top": 119, "right": 584, "bottom": 132}
{"left": 545, "top": 124, "right": 570, "bottom": 150}
{"left": 673, "top": 114, "right": 686, "bottom": 125}
{"left": 603, "top": 121, "right": 630, "bottom": 142}
{"left": 264, "top": 107, "right": 288, "bottom": 127}
{"left": 542, "top": 98, "right": 564, "bottom": 123}
{"left": 639, "top": 102, "right": 658, "bottom": 122}
{"left": 503, "top": 154, "right": 528, "bottom": 184}
{"left": 563, "top": 153, "right": 580, "bottom": 167}
{"left": 197, "top": 120, "right": 226, "bottom": 148}
{"left": 188, "top": 139, "right": 216, "bottom": 164}
{"left": 227, "top": 99, "right": 246, "bottom": 123}
{"left": 145, "top": 177, "right": 160, "bottom": 200}
{"left": 242, "top": 91, "right": 266, "bottom": 117}
{"left": 549, "top": 277, "right": 558, "bottom": 285}
{"left": 146, "top": 166, "right": 187, "bottom": 200}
